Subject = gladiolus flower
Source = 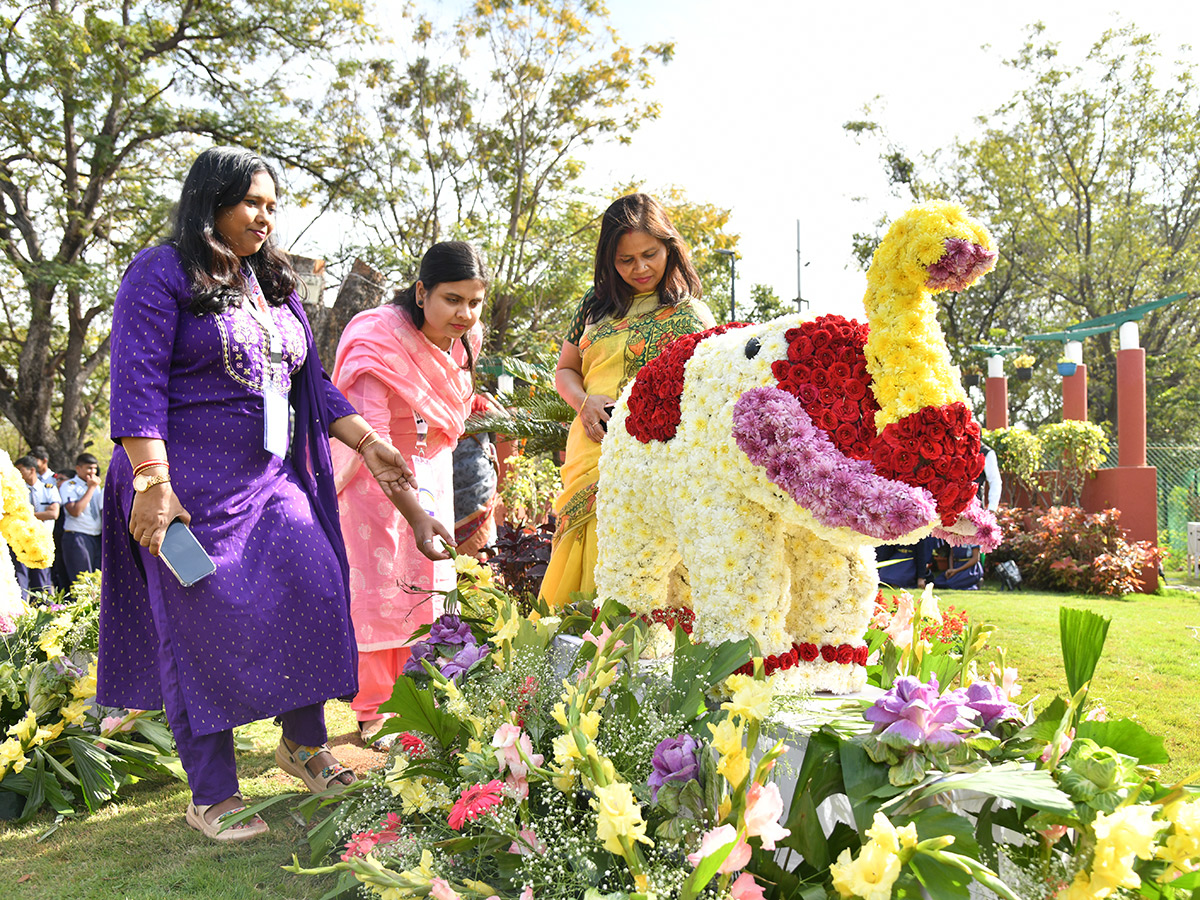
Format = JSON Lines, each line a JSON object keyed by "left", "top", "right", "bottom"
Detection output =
{"left": 744, "top": 782, "right": 791, "bottom": 850}
{"left": 730, "top": 872, "right": 768, "bottom": 900}
{"left": 687, "top": 824, "right": 751, "bottom": 874}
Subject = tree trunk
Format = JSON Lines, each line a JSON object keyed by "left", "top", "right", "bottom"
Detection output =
{"left": 299, "top": 256, "right": 386, "bottom": 373}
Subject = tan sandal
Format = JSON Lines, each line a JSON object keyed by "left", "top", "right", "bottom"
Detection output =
{"left": 185, "top": 794, "right": 269, "bottom": 842}
{"left": 359, "top": 717, "right": 397, "bottom": 752}
{"left": 275, "top": 739, "right": 356, "bottom": 793}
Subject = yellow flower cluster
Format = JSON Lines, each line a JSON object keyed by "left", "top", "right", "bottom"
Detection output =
{"left": 1159, "top": 799, "right": 1200, "bottom": 877}
{"left": 830, "top": 812, "right": 919, "bottom": 900}
{"left": 0, "top": 449, "right": 55, "bottom": 570}
{"left": 861, "top": 202, "right": 993, "bottom": 428}
{"left": 1, "top": 709, "right": 66, "bottom": 781}
{"left": 37, "top": 612, "right": 74, "bottom": 659}
{"left": 708, "top": 716, "right": 751, "bottom": 789}
{"left": 592, "top": 781, "right": 652, "bottom": 856}
{"left": 384, "top": 756, "right": 452, "bottom": 814}
{"left": 1058, "top": 805, "right": 1167, "bottom": 899}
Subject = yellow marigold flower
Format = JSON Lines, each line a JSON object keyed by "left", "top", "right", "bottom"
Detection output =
{"left": 721, "top": 675, "right": 773, "bottom": 723}
{"left": 592, "top": 782, "right": 651, "bottom": 856}
{"left": 830, "top": 838, "right": 903, "bottom": 900}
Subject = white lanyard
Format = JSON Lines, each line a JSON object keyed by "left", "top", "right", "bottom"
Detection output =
{"left": 243, "top": 267, "right": 289, "bottom": 457}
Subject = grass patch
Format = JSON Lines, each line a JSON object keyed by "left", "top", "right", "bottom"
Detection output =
{"left": 937, "top": 583, "right": 1200, "bottom": 782}
{"left": 0, "top": 702, "right": 371, "bottom": 899}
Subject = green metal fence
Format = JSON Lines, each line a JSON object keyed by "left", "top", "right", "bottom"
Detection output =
{"left": 1101, "top": 445, "right": 1200, "bottom": 566}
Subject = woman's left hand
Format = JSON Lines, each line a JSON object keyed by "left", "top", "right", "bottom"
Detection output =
{"left": 362, "top": 441, "right": 418, "bottom": 502}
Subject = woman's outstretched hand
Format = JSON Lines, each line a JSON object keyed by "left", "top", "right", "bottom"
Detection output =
{"left": 412, "top": 515, "right": 455, "bottom": 561}
{"left": 362, "top": 441, "right": 418, "bottom": 502}
{"left": 129, "top": 485, "right": 191, "bottom": 556}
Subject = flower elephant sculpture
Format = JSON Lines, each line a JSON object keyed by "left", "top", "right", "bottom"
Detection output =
{"left": 594, "top": 201, "right": 1001, "bottom": 693}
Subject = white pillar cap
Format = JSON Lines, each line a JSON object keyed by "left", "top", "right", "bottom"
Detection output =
{"left": 1065, "top": 340, "right": 1084, "bottom": 364}
{"left": 987, "top": 355, "right": 1005, "bottom": 378}
{"left": 1119, "top": 321, "right": 1139, "bottom": 350}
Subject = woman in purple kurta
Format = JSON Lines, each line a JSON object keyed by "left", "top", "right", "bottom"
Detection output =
{"left": 97, "top": 147, "right": 417, "bottom": 841}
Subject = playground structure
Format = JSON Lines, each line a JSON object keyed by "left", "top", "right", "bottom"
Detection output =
{"left": 969, "top": 293, "right": 1189, "bottom": 591}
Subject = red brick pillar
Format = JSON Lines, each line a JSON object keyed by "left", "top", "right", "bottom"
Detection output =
{"left": 1117, "top": 348, "right": 1147, "bottom": 467}
{"left": 1062, "top": 364, "right": 1088, "bottom": 421}
{"left": 985, "top": 355, "right": 1008, "bottom": 430}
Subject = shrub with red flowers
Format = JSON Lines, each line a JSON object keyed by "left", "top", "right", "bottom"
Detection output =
{"left": 871, "top": 402, "right": 984, "bottom": 525}
{"left": 989, "top": 505, "right": 1164, "bottom": 596}
{"left": 769, "top": 315, "right": 879, "bottom": 460}
{"left": 625, "top": 322, "right": 749, "bottom": 443}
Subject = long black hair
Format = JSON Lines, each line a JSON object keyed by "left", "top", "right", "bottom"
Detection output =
{"left": 581, "top": 193, "right": 702, "bottom": 326}
{"left": 169, "top": 146, "right": 298, "bottom": 315}
{"left": 391, "top": 241, "right": 491, "bottom": 375}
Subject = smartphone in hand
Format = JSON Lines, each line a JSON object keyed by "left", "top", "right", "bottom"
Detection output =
{"left": 158, "top": 519, "right": 216, "bottom": 587}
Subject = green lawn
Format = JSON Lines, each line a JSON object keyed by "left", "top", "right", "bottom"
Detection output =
{"left": 3, "top": 586, "right": 1198, "bottom": 896}
{"left": 939, "top": 583, "right": 1200, "bottom": 782}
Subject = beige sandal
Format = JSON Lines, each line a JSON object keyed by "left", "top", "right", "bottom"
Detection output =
{"left": 275, "top": 739, "right": 356, "bottom": 793}
{"left": 185, "top": 794, "right": 269, "bottom": 841}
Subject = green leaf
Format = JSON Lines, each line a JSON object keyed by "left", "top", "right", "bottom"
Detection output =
{"left": 904, "top": 763, "right": 1075, "bottom": 815}
{"left": 67, "top": 737, "right": 118, "bottom": 811}
{"left": 909, "top": 854, "right": 972, "bottom": 899}
{"left": 908, "top": 806, "right": 980, "bottom": 857}
{"left": 377, "top": 675, "right": 462, "bottom": 748}
{"left": 1059, "top": 606, "right": 1110, "bottom": 702}
{"left": 669, "top": 636, "right": 754, "bottom": 720}
{"left": 1076, "top": 718, "right": 1169, "bottom": 765}
{"left": 839, "top": 738, "right": 895, "bottom": 830}
{"left": 679, "top": 835, "right": 736, "bottom": 899}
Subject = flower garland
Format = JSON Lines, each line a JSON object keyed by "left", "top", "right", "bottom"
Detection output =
{"left": 734, "top": 641, "right": 869, "bottom": 678}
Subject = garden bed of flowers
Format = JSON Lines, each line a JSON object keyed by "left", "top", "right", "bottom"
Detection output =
{"left": 0, "top": 574, "right": 182, "bottom": 823}
{"left": 262, "top": 562, "right": 1199, "bottom": 900}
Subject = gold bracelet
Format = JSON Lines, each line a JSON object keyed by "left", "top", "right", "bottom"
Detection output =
{"left": 355, "top": 429, "right": 378, "bottom": 455}
{"left": 359, "top": 434, "right": 382, "bottom": 455}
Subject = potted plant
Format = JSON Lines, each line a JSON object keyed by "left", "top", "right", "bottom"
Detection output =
{"left": 962, "top": 366, "right": 982, "bottom": 387}
{"left": 1013, "top": 353, "right": 1035, "bottom": 381}
{"left": 1057, "top": 354, "right": 1077, "bottom": 377}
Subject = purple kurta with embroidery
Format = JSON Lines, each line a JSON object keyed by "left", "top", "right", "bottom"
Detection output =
{"left": 97, "top": 245, "right": 359, "bottom": 736}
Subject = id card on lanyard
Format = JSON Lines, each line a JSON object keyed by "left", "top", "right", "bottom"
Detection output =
{"left": 411, "top": 413, "right": 443, "bottom": 518}
{"left": 244, "top": 268, "right": 290, "bottom": 458}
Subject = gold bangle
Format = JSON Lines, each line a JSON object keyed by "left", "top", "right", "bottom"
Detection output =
{"left": 359, "top": 434, "right": 382, "bottom": 455}
{"left": 355, "top": 429, "right": 378, "bottom": 455}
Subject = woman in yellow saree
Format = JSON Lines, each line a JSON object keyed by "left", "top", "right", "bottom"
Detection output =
{"left": 539, "top": 194, "right": 716, "bottom": 607}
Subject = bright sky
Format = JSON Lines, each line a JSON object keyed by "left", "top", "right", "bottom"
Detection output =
{"left": 583, "top": 0, "right": 1200, "bottom": 321}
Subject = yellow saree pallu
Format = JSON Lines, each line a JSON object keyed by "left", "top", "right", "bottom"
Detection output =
{"left": 540, "top": 293, "right": 715, "bottom": 608}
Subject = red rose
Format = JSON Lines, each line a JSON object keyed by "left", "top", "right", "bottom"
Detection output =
{"left": 933, "top": 456, "right": 952, "bottom": 477}
{"left": 818, "top": 387, "right": 838, "bottom": 407}
{"left": 843, "top": 379, "right": 867, "bottom": 401}
{"left": 820, "top": 644, "right": 837, "bottom": 663}
{"left": 850, "top": 440, "right": 871, "bottom": 459}
{"left": 854, "top": 646, "right": 869, "bottom": 665}
{"left": 771, "top": 361, "right": 789, "bottom": 380}
{"left": 948, "top": 459, "right": 968, "bottom": 481}
{"left": 830, "top": 361, "right": 852, "bottom": 380}
{"left": 835, "top": 644, "right": 855, "bottom": 664}
{"left": 918, "top": 437, "right": 944, "bottom": 459}
{"left": 811, "top": 369, "right": 830, "bottom": 388}
{"left": 894, "top": 449, "right": 919, "bottom": 472}
{"left": 798, "top": 385, "right": 820, "bottom": 405}
{"left": 798, "top": 642, "right": 819, "bottom": 662}
{"left": 835, "top": 423, "right": 858, "bottom": 446}
{"left": 818, "top": 410, "right": 839, "bottom": 432}
{"left": 927, "top": 476, "right": 947, "bottom": 496}
{"left": 817, "top": 349, "right": 837, "bottom": 368}
{"left": 833, "top": 397, "right": 859, "bottom": 423}
{"left": 766, "top": 654, "right": 780, "bottom": 671}
{"left": 914, "top": 465, "right": 934, "bottom": 485}
{"left": 920, "top": 406, "right": 941, "bottom": 424}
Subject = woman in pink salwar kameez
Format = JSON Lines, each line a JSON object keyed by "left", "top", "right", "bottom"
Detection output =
{"left": 332, "top": 242, "right": 489, "bottom": 747}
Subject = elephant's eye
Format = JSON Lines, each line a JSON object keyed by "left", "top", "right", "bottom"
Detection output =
{"left": 744, "top": 337, "right": 760, "bottom": 359}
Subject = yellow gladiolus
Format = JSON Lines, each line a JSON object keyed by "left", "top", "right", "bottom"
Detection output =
{"left": 592, "top": 782, "right": 651, "bottom": 856}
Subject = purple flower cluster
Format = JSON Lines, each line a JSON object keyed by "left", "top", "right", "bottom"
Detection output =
{"left": 863, "top": 674, "right": 976, "bottom": 748}
{"left": 931, "top": 495, "right": 1002, "bottom": 553}
{"left": 732, "top": 386, "right": 938, "bottom": 541}
{"left": 403, "top": 614, "right": 491, "bottom": 682}
{"left": 865, "top": 675, "right": 1024, "bottom": 749}
{"left": 925, "top": 238, "right": 998, "bottom": 292}
{"left": 648, "top": 734, "right": 701, "bottom": 800}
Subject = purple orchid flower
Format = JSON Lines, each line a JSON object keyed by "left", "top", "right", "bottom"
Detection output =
{"left": 863, "top": 674, "right": 977, "bottom": 748}
{"left": 429, "top": 614, "right": 474, "bottom": 647}
{"left": 648, "top": 734, "right": 701, "bottom": 800}
{"left": 439, "top": 641, "right": 491, "bottom": 681}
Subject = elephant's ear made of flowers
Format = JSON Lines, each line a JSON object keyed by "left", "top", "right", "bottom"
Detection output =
{"left": 624, "top": 322, "right": 750, "bottom": 443}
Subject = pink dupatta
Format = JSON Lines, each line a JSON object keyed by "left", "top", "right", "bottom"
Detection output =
{"left": 331, "top": 305, "right": 482, "bottom": 491}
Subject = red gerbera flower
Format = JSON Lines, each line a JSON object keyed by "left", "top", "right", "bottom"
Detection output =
{"left": 447, "top": 779, "right": 505, "bottom": 830}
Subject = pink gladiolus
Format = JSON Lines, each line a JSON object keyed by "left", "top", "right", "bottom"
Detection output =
{"left": 989, "top": 662, "right": 1021, "bottom": 701}
{"left": 582, "top": 622, "right": 625, "bottom": 652}
{"left": 1040, "top": 824, "right": 1069, "bottom": 845}
{"left": 1040, "top": 728, "right": 1074, "bottom": 764}
{"left": 731, "top": 873, "right": 768, "bottom": 900}
{"left": 744, "top": 782, "right": 791, "bottom": 850}
{"left": 520, "top": 887, "right": 534, "bottom": 900}
{"left": 509, "top": 828, "right": 545, "bottom": 856}
{"left": 687, "top": 824, "right": 752, "bottom": 874}
{"left": 492, "top": 724, "right": 543, "bottom": 800}
{"left": 886, "top": 591, "right": 915, "bottom": 648}
{"left": 430, "top": 879, "right": 462, "bottom": 900}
